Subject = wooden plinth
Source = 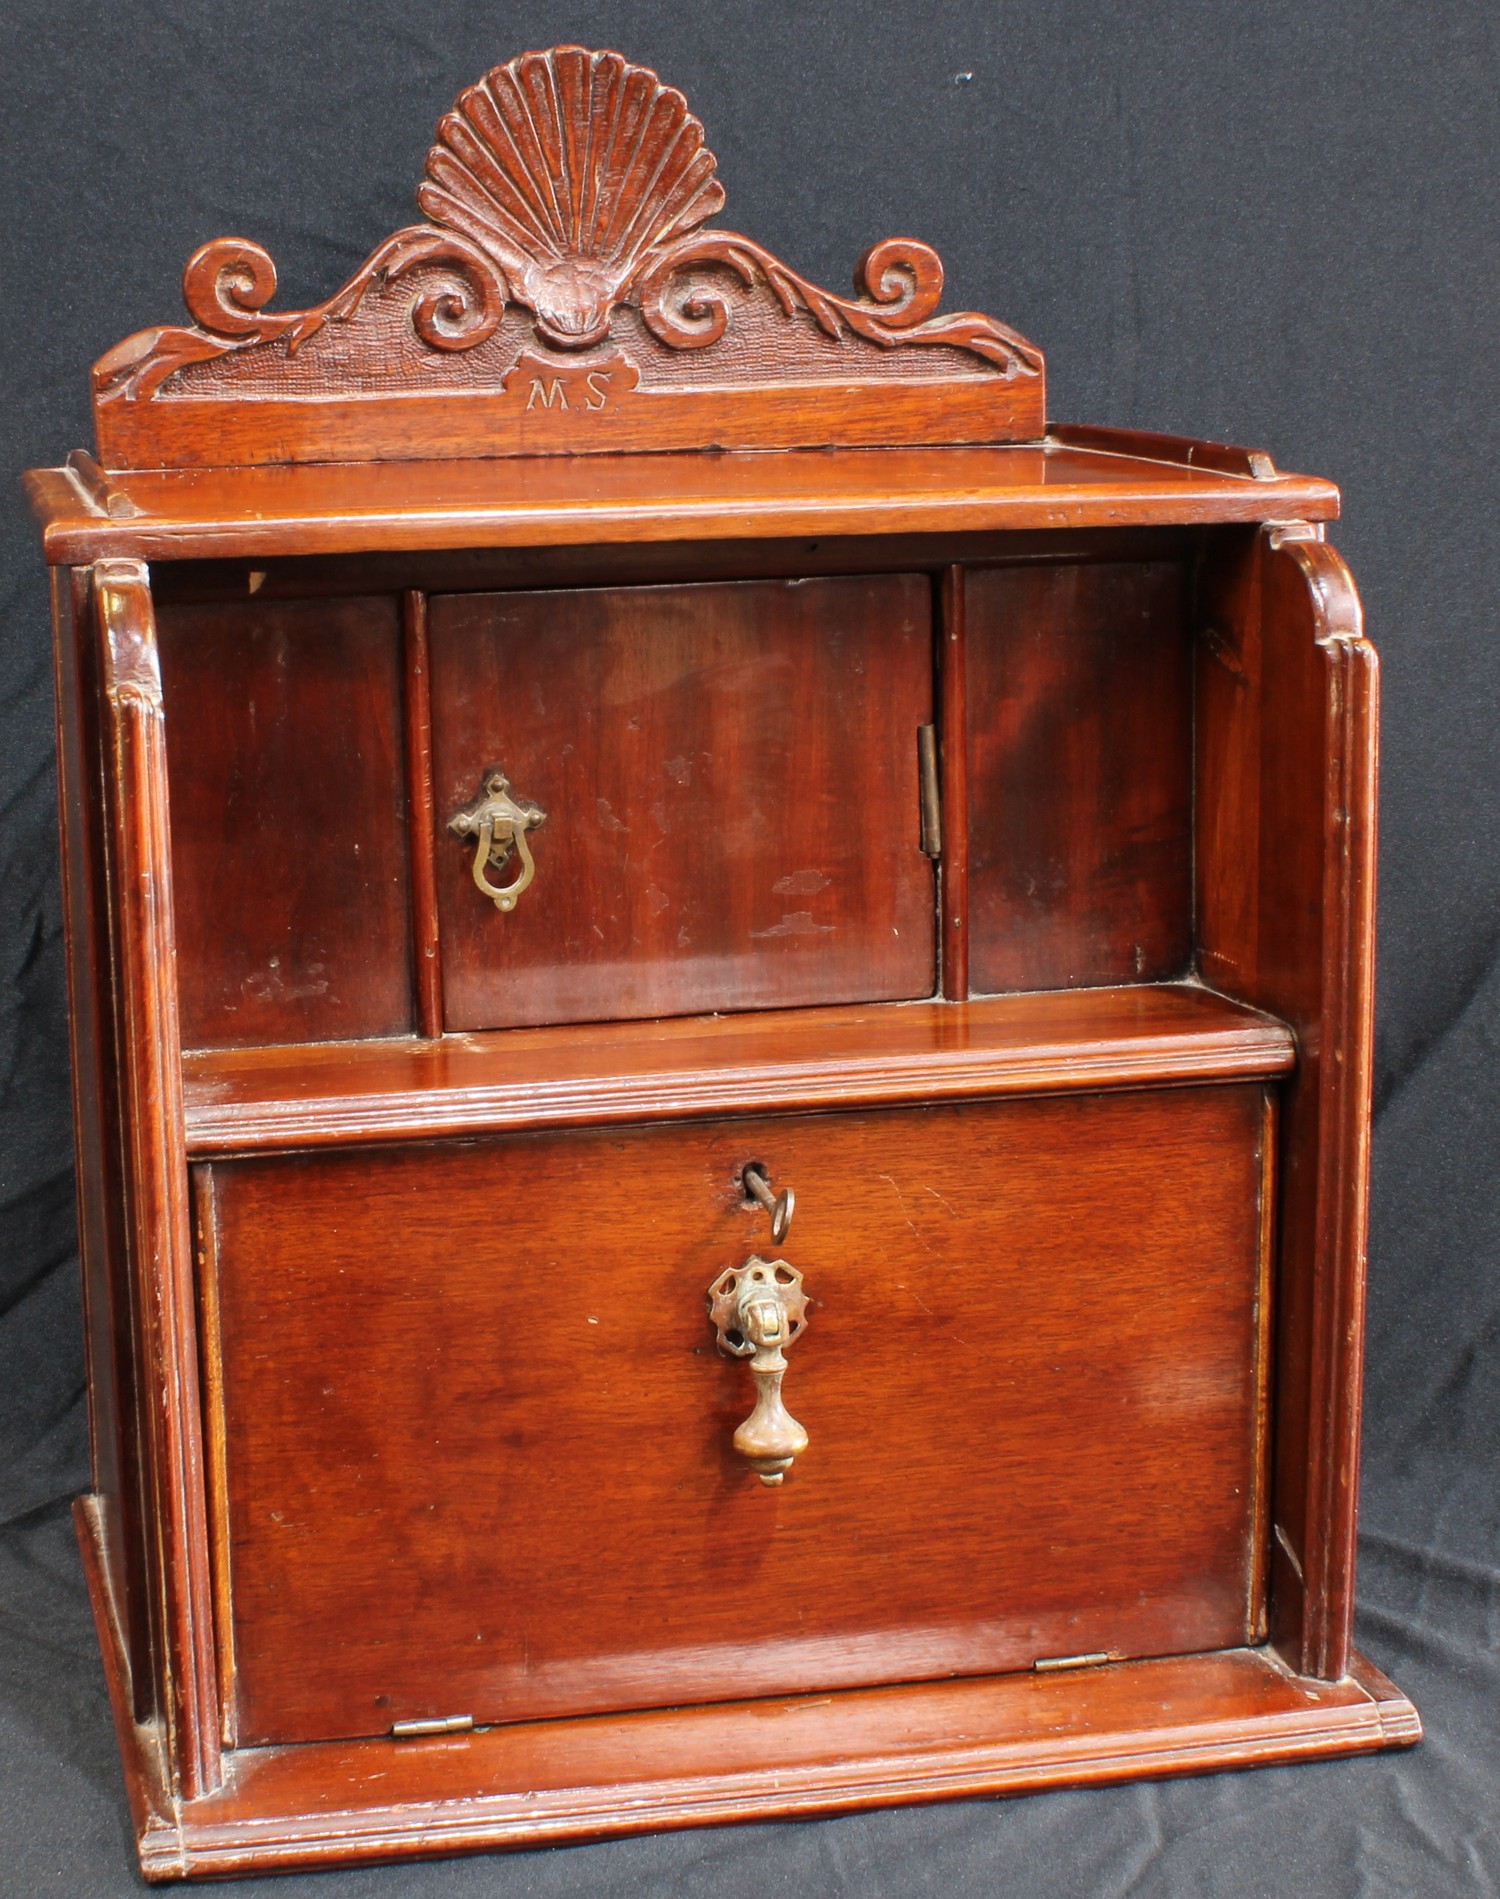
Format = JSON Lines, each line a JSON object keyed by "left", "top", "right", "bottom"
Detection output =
{"left": 78, "top": 1498, "right": 1419, "bottom": 1884}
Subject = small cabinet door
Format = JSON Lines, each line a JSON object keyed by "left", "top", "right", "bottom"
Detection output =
{"left": 427, "top": 574, "right": 935, "bottom": 1029}
{"left": 200, "top": 1084, "right": 1273, "bottom": 1748}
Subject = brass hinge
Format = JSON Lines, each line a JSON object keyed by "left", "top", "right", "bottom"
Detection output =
{"left": 918, "top": 724, "right": 941, "bottom": 858}
{"left": 1033, "top": 1651, "right": 1113, "bottom": 1673}
{"left": 391, "top": 1713, "right": 475, "bottom": 1738}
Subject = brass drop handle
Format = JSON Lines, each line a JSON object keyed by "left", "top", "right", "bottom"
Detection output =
{"left": 448, "top": 769, "right": 546, "bottom": 913}
{"left": 742, "top": 1164, "right": 794, "bottom": 1243}
{"left": 707, "top": 1258, "right": 809, "bottom": 1485}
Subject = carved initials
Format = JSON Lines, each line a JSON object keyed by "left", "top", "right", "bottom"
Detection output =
{"left": 522, "top": 369, "right": 617, "bottom": 412}
{"left": 500, "top": 349, "right": 639, "bottom": 414}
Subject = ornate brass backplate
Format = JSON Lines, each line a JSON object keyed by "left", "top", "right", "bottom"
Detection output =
{"left": 447, "top": 768, "right": 546, "bottom": 913}
{"left": 707, "top": 1257, "right": 809, "bottom": 1485}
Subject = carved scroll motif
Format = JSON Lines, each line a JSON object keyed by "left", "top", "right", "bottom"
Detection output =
{"left": 637, "top": 232, "right": 1042, "bottom": 372}
{"left": 93, "top": 45, "right": 1042, "bottom": 403}
{"left": 97, "top": 228, "right": 509, "bottom": 401}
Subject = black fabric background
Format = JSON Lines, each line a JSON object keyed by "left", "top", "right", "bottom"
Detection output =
{"left": 2, "top": 2, "right": 1497, "bottom": 1892}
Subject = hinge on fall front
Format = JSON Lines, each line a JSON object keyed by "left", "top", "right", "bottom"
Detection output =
{"left": 1032, "top": 1651, "right": 1113, "bottom": 1673}
{"left": 918, "top": 724, "right": 941, "bottom": 858}
{"left": 391, "top": 1713, "right": 475, "bottom": 1738}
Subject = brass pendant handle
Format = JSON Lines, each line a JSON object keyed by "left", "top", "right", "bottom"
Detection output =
{"left": 448, "top": 769, "right": 546, "bottom": 913}
{"left": 708, "top": 1258, "right": 809, "bottom": 1485}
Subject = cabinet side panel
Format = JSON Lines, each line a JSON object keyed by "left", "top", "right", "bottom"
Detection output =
{"left": 53, "top": 567, "right": 158, "bottom": 1719}
{"left": 95, "top": 562, "right": 222, "bottom": 1797}
{"left": 157, "top": 594, "right": 413, "bottom": 1050}
{"left": 1196, "top": 527, "right": 1378, "bottom": 1680}
{"left": 966, "top": 561, "right": 1193, "bottom": 994}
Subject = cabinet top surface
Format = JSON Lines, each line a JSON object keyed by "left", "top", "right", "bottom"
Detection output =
{"left": 25, "top": 436, "right": 1337, "bottom": 565}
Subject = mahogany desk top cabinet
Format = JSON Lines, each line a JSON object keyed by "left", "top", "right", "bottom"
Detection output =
{"left": 25, "top": 46, "right": 1418, "bottom": 1883}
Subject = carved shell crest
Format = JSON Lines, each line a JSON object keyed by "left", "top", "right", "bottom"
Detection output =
{"left": 92, "top": 44, "right": 1045, "bottom": 406}
{"left": 420, "top": 47, "right": 725, "bottom": 349}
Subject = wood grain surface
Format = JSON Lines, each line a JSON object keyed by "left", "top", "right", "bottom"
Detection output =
{"left": 51, "top": 567, "right": 158, "bottom": 1717}
{"left": 181, "top": 983, "right": 1296, "bottom": 1155}
{"left": 401, "top": 590, "right": 444, "bottom": 1037}
{"left": 94, "top": 564, "right": 221, "bottom": 1796}
{"left": 75, "top": 1493, "right": 1419, "bottom": 1884}
{"left": 23, "top": 445, "right": 1340, "bottom": 566}
{"left": 157, "top": 595, "right": 413, "bottom": 1049}
{"left": 1196, "top": 525, "right": 1380, "bottom": 1680}
{"left": 966, "top": 559, "right": 1193, "bottom": 993}
{"left": 139, "top": 527, "right": 1200, "bottom": 606}
{"left": 95, "top": 379, "right": 1049, "bottom": 475}
{"left": 429, "top": 575, "right": 935, "bottom": 1028}
{"left": 202, "top": 1086, "right": 1272, "bottom": 1745}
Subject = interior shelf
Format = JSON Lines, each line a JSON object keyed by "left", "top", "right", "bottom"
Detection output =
{"left": 181, "top": 982, "right": 1296, "bottom": 1157}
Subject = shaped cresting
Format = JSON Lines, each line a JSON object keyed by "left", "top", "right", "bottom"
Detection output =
{"left": 87, "top": 45, "right": 1045, "bottom": 470}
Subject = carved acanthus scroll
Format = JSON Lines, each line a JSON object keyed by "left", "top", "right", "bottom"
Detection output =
{"left": 637, "top": 233, "right": 1038, "bottom": 371}
{"left": 99, "top": 227, "right": 508, "bottom": 402}
{"left": 94, "top": 46, "right": 1043, "bottom": 406}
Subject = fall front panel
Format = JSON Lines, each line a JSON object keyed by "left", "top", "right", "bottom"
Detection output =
{"left": 200, "top": 1085, "right": 1272, "bottom": 1747}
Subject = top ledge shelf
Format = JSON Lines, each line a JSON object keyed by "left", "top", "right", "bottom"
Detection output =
{"left": 181, "top": 983, "right": 1296, "bottom": 1158}
{"left": 25, "top": 437, "right": 1338, "bottom": 567}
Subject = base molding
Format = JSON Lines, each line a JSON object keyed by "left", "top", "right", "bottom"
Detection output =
{"left": 77, "top": 1497, "right": 1420, "bottom": 1883}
